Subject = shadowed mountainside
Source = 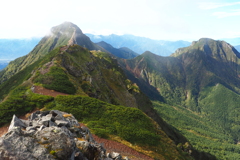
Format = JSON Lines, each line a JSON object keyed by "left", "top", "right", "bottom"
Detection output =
{"left": 118, "top": 38, "right": 240, "bottom": 159}
{"left": 96, "top": 41, "right": 138, "bottom": 59}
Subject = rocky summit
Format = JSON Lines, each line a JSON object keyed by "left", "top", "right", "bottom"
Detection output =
{"left": 0, "top": 110, "right": 126, "bottom": 160}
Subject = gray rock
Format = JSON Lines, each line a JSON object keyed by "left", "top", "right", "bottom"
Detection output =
{"left": 81, "top": 126, "right": 94, "bottom": 142}
{"left": 40, "top": 114, "right": 53, "bottom": 127}
{"left": 31, "top": 119, "right": 40, "bottom": 127}
{"left": 50, "top": 110, "right": 63, "bottom": 118}
{"left": 29, "top": 112, "right": 38, "bottom": 121}
{"left": 109, "top": 152, "right": 122, "bottom": 159}
{"left": 55, "top": 120, "right": 69, "bottom": 127}
{"left": 54, "top": 114, "right": 64, "bottom": 120}
{"left": 26, "top": 126, "right": 36, "bottom": 131}
{"left": 49, "top": 120, "right": 57, "bottom": 127}
{"left": 0, "top": 110, "right": 124, "bottom": 160}
{"left": 35, "top": 126, "right": 76, "bottom": 160}
{"left": 21, "top": 119, "right": 30, "bottom": 126}
{"left": 76, "top": 140, "right": 90, "bottom": 150}
{"left": 38, "top": 125, "right": 46, "bottom": 131}
{"left": 8, "top": 115, "right": 26, "bottom": 131}
{"left": 39, "top": 111, "right": 50, "bottom": 117}
{"left": 0, "top": 127, "right": 55, "bottom": 160}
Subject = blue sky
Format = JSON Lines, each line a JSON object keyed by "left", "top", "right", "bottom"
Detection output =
{"left": 1, "top": 0, "right": 240, "bottom": 41}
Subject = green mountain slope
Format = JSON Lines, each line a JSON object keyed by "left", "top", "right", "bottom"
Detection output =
{"left": 118, "top": 38, "right": 240, "bottom": 159}
{"left": 154, "top": 83, "right": 240, "bottom": 159}
{"left": 119, "top": 38, "right": 240, "bottom": 108}
{"left": 0, "top": 22, "right": 104, "bottom": 84}
{"left": 0, "top": 23, "right": 217, "bottom": 160}
{"left": 0, "top": 44, "right": 203, "bottom": 160}
{"left": 1, "top": 44, "right": 189, "bottom": 148}
{"left": 118, "top": 51, "right": 185, "bottom": 104}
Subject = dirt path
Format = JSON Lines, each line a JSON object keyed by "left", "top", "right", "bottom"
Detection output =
{"left": 33, "top": 86, "right": 69, "bottom": 97}
{"left": 92, "top": 134, "right": 153, "bottom": 160}
{"left": 0, "top": 125, "right": 8, "bottom": 137}
{"left": 80, "top": 123, "right": 153, "bottom": 160}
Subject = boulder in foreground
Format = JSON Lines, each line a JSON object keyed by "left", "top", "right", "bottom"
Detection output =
{"left": 0, "top": 110, "right": 128, "bottom": 160}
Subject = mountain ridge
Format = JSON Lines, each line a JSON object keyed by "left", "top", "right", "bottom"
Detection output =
{"left": 86, "top": 33, "right": 191, "bottom": 56}
{"left": 96, "top": 41, "right": 139, "bottom": 59}
{"left": 0, "top": 22, "right": 220, "bottom": 160}
{"left": 0, "top": 44, "right": 199, "bottom": 160}
{"left": 118, "top": 37, "right": 240, "bottom": 159}
{"left": 0, "top": 22, "right": 107, "bottom": 84}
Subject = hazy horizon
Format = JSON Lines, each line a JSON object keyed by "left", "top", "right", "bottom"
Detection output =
{"left": 1, "top": 0, "right": 240, "bottom": 41}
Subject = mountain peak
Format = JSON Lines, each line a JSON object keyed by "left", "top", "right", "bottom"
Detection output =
{"left": 61, "top": 21, "right": 77, "bottom": 26}
{"left": 174, "top": 38, "right": 240, "bottom": 60}
{"left": 191, "top": 38, "right": 213, "bottom": 46}
{"left": 0, "top": 22, "right": 105, "bottom": 84}
{"left": 50, "top": 21, "right": 83, "bottom": 38}
{"left": 141, "top": 51, "right": 160, "bottom": 58}
{"left": 48, "top": 22, "right": 104, "bottom": 50}
{"left": 96, "top": 41, "right": 138, "bottom": 59}
{"left": 54, "top": 21, "right": 80, "bottom": 29}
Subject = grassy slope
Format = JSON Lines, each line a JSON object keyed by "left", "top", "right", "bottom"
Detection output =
{"left": 154, "top": 84, "right": 240, "bottom": 160}
{"left": 0, "top": 47, "right": 61, "bottom": 99}
{"left": 0, "top": 44, "right": 196, "bottom": 159}
{"left": 1, "top": 43, "right": 222, "bottom": 159}
{"left": 0, "top": 85, "right": 192, "bottom": 160}
{"left": 118, "top": 39, "right": 240, "bottom": 159}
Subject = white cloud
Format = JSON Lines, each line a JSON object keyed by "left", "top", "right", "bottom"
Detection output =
{"left": 199, "top": 2, "right": 240, "bottom": 10}
{"left": 213, "top": 9, "right": 240, "bottom": 18}
{"left": 0, "top": 0, "right": 240, "bottom": 40}
{"left": 224, "top": 30, "right": 240, "bottom": 38}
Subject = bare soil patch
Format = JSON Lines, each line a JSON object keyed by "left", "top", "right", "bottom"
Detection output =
{"left": 80, "top": 123, "right": 153, "bottom": 160}
{"left": 33, "top": 86, "right": 69, "bottom": 97}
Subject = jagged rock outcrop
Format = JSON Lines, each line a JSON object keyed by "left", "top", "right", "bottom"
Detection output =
{"left": 0, "top": 110, "right": 127, "bottom": 160}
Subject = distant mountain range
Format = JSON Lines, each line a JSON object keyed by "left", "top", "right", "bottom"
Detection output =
{"left": 0, "top": 60, "right": 9, "bottom": 70}
{"left": 86, "top": 33, "right": 191, "bottom": 56}
{"left": 0, "top": 38, "right": 40, "bottom": 60}
{"left": 96, "top": 41, "right": 139, "bottom": 59}
{"left": 0, "top": 38, "right": 40, "bottom": 70}
{"left": 1, "top": 33, "right": 240, "bottom": 66}
{"left": 234, "top": 45, "right": 240, "bottom": 52}
{"left": 222, "top": 37, "right": 240, "bottom": 46}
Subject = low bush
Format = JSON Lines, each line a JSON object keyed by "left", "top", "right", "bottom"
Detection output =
{"left": 34, "top": 66, "right": 76, "bottom": 94}
{"left": 45, "top": 95, "right": 161, "bottom": 146}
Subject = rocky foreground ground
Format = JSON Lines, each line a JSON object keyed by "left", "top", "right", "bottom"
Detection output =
{"left": 0, "top": 110, "right": 133, "bottom": 160}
